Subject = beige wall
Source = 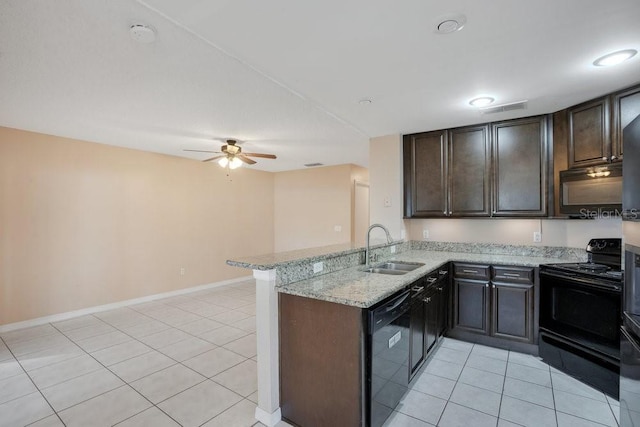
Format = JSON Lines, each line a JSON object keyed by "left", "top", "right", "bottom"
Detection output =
{"left": 369, "top": 133, "right": 622, "bottom": 248}
{"left": 369, "top": 135, "right": 404, "bottom": 239}
{"left": 0, "top": 127, "right": 274, "bottom": 325}
{"left": 273, "top": 164, "right": 368, "bottom": 252}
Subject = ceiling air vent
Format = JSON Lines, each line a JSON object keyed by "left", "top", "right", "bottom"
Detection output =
{"left": 480, "top": 100, "right": 528, "bottom": 115}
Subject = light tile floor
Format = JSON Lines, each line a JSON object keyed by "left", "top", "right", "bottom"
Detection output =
{"left": 386, "top": 338, "right": 621, "bottom": 427}
{"left": 0, "top": 280, "right": 267, "bottom": 427}
{"left": 0, "top": 279, "right": 621, "bottom": 427}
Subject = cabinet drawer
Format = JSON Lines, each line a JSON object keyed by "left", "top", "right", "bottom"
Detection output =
{"left": 453, "top": 263, "right": 490, "bottom": 280}
{"left": 492, "top": 266, "right": 534, "bottom": 283}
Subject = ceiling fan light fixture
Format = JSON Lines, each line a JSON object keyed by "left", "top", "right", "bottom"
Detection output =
{"left": 218, "top": 157, "right": 229, "bottom": 167}
{"left": 228, "top": 157, "right": 243, "bottom": 169}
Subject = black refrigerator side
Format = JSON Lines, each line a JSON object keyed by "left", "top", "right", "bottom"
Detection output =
{"left": 623, "top": 114, "right": 640, "bottom": 221}
{"left": 620, "top": 314, "right": 640, "bottom": 427}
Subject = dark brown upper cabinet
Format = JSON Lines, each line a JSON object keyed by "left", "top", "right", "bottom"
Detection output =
{"left": 567, "top": 97, "right": 613, "bottom": 168}
{"left": 448, "top": 125, "right": 491, "bottom": 217}
{"left": 404, "top": 116, "right": 548, "bottom": 218}
{"left": 403, "top": 130, "right": 448, "bottom": 217}
{"left": 403, "top": 125, "right": 490, "bottom": 218}
{"left": 492, "top": 116, "right": 548, "bottom": 217}
{"left": 612, "top": 84, "right": 640, "bottom": 161}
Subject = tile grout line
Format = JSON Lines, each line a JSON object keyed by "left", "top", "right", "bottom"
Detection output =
{"left": 0, "top": 334, "right": 68, "bottom": 426}
{"left": 48, "top": 292, "right": 257, "bottom": 426}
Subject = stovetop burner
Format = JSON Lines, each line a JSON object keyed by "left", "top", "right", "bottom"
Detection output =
{"left": 540, "top": 238, "right": 623, "bottom": 284}
{"left": 576, "top": 262, "right": 610, "bottom": 272}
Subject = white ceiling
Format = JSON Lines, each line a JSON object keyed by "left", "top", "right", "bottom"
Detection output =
{"left": 1, "top": 0, "right": 639, "bottom": 172}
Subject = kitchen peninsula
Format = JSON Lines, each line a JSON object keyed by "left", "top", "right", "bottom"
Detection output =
{"left": 227, "top": 240, "right": 584, "bottom": 426}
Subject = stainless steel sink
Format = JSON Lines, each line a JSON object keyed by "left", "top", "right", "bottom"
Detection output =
{"left": 362, "top": 261, "right": 425, "bottom": 275}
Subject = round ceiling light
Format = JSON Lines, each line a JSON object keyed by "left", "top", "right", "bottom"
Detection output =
{"left": 593, "top": 49, "right": 637, "bottom": 67}
{"left": 437, "top": 20, "right": 461, "bottom": 34}
{"left": 434, "top": 13, "right": 467, "bottom": 34}
{"left": 129, "top": 24, "right": 156, "bottom": 44}
{"left": 469, "top": 96, "right": 495, "bottom": 107}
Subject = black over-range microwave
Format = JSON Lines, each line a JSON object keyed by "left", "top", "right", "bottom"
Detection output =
{"left": 559, "top": 163, "right": 622, "bottom": 218}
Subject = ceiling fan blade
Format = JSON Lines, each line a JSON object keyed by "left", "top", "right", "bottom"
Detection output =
{"left": 183, "top": 149, "right": 221, "bottom": 154}
{"left": 237, "top": 155, "right": 257, "bottom": 165}
{"left": 242, "top": 153, "right": 277, "bottom": 159}
{"left": 202, "top": 155, "right": 225, "bottom": 162}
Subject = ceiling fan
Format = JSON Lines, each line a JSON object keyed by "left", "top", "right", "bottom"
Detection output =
{"left": 184, "top": 139, "right": 276, "bottom": 169}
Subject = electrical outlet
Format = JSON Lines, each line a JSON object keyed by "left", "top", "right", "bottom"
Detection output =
{"left": 391, "top": 245, "right": 397, "bottom": 254}
{"left": 334, "top": 225, "right": 342, "bottom": 232}
{"left": 313, "top": 262, "right": 324, "bottom": 273}
{"left": 533, "top": 231, "right": 542, "bottom": 243}
{"left": 180, "top": 267, "right": 185, "bottom": 276}
{"left": 423, "top": 229, "right": 429, "bottom": 239}
{"left": 384, "top": 196, "right": 392, "bottom": 207}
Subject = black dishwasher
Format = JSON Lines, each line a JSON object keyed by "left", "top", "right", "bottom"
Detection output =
{"left": 368, "top": 290, "right": 411, "bottom": 427}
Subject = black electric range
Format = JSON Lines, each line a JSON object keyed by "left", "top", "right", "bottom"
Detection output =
{"left": 539, "top": 238, "right": 623, "bottom": 398}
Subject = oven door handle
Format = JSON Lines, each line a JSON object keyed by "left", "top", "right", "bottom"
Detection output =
{"left": 539, "top": 270, "right": 621, "bottom": 292}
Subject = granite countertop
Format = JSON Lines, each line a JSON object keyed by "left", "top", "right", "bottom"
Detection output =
{"left": 276, "top": 249, "right": 580, "bottom": 309}
{"left": 226, "top": 240, "right": 398, "bottom": 270}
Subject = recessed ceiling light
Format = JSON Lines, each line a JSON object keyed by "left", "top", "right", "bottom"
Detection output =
{"left": 434, "top": 13, "right": 467, "bottom": 34}
{"left": 129, "top": 24, "right": 156, "bottom": 44}
{"left": 593, "top": 49, "right": 637, "bottom": 67}
{"left": 469, "top": 97, "right": 495, "bottom": 107}
{"left": 359, "top": 99, "right": 372, "bottom": 105}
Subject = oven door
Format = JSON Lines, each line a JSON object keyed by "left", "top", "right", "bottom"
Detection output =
{"left": 539, "top": 269, "right": 622, "bottom": 358}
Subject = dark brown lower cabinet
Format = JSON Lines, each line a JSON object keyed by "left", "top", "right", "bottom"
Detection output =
{"left": 452, "top": 263, "right": 536, "bottom": 345}
{"left": 424, "top": 286, "right": 439, "bottom": 353}
{"left": 409, "top": 289, "right": 426, "bottom": 377}
{"left": 453, "top": 278, "right": 490, "bottom": 335}
{"left": 279, "top": 293, "right": 366, "bottom": 427}
{"left": 491, "top": 281, "right": 534, "bottom": 343}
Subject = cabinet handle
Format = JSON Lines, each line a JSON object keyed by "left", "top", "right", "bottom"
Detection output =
{"left": 437, "top": 287, "right": 443, "bottom": 292}
{"left": 444, "top": 210, "right": 447, "bottom": 214}
{"left": 611, "top": 155, "right": 618, "bottom": 160}
{"left": 427, "top": 278, "right": 437, "bottom": 284}
{"left": 492, "top": 284, "right": 496, "bottom": 289}
{"left": 412, "top": 286, "right": 424, "bottom": 293}
{"left": 439, "top": 270, "right": 447, "bottom": 275}
{"left": 602, "top": 156, "right": 608, "bottom": 161}
{"left": 424, "top": 297, "right": 432, "bottom": 303}
{"left": 463, "top": 269, "right": 478, "bottom": 274}
{"left": 503, "top": 273, "right": 521, "bottom": 277}
{"left": 449, "top": 211, "right": 452, "bottom": 215}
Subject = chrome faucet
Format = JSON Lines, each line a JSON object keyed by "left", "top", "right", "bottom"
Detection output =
{"left": 365, "top": 223, "right": 393, "bottom": 267}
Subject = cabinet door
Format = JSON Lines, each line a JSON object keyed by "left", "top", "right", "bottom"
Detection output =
{"left": 403, "top": 131, "right": 448, "bottom": 217}
{"left": 424, "top": 289, "right": 439, "bottom": 353}
{"left": 453, "top": 279, "right": 489, "bottom": 335}
{"left": 492, "top": 116, "right": 548, "bottom": 216}
{"left": 612, "top": 84, "right": 640, "bottom": 162}
{"left": 568, "top": 97, "right": 611, "bottom": 168}
{"left": 436, "top": 273, "right": 450, "bottom": 337}
{"left": 491, "top": 282, "right": 534, "bottom": 343}
{"left": 448, "top": 125, "right": 491, "bottom": 216}
{"left": 410, "top": 300, "right": 426, "bottom": 377}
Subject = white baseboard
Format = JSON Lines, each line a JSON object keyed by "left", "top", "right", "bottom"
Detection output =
{"left": 0, "top": 275, "right": 253, "bottom": 333}
{"left": 255, "top": 406, "right": 282, "bottom": 427}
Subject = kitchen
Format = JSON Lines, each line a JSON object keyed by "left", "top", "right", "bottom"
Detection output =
{"left": 1, "top": 1, "right": 640, "bottom": 427}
